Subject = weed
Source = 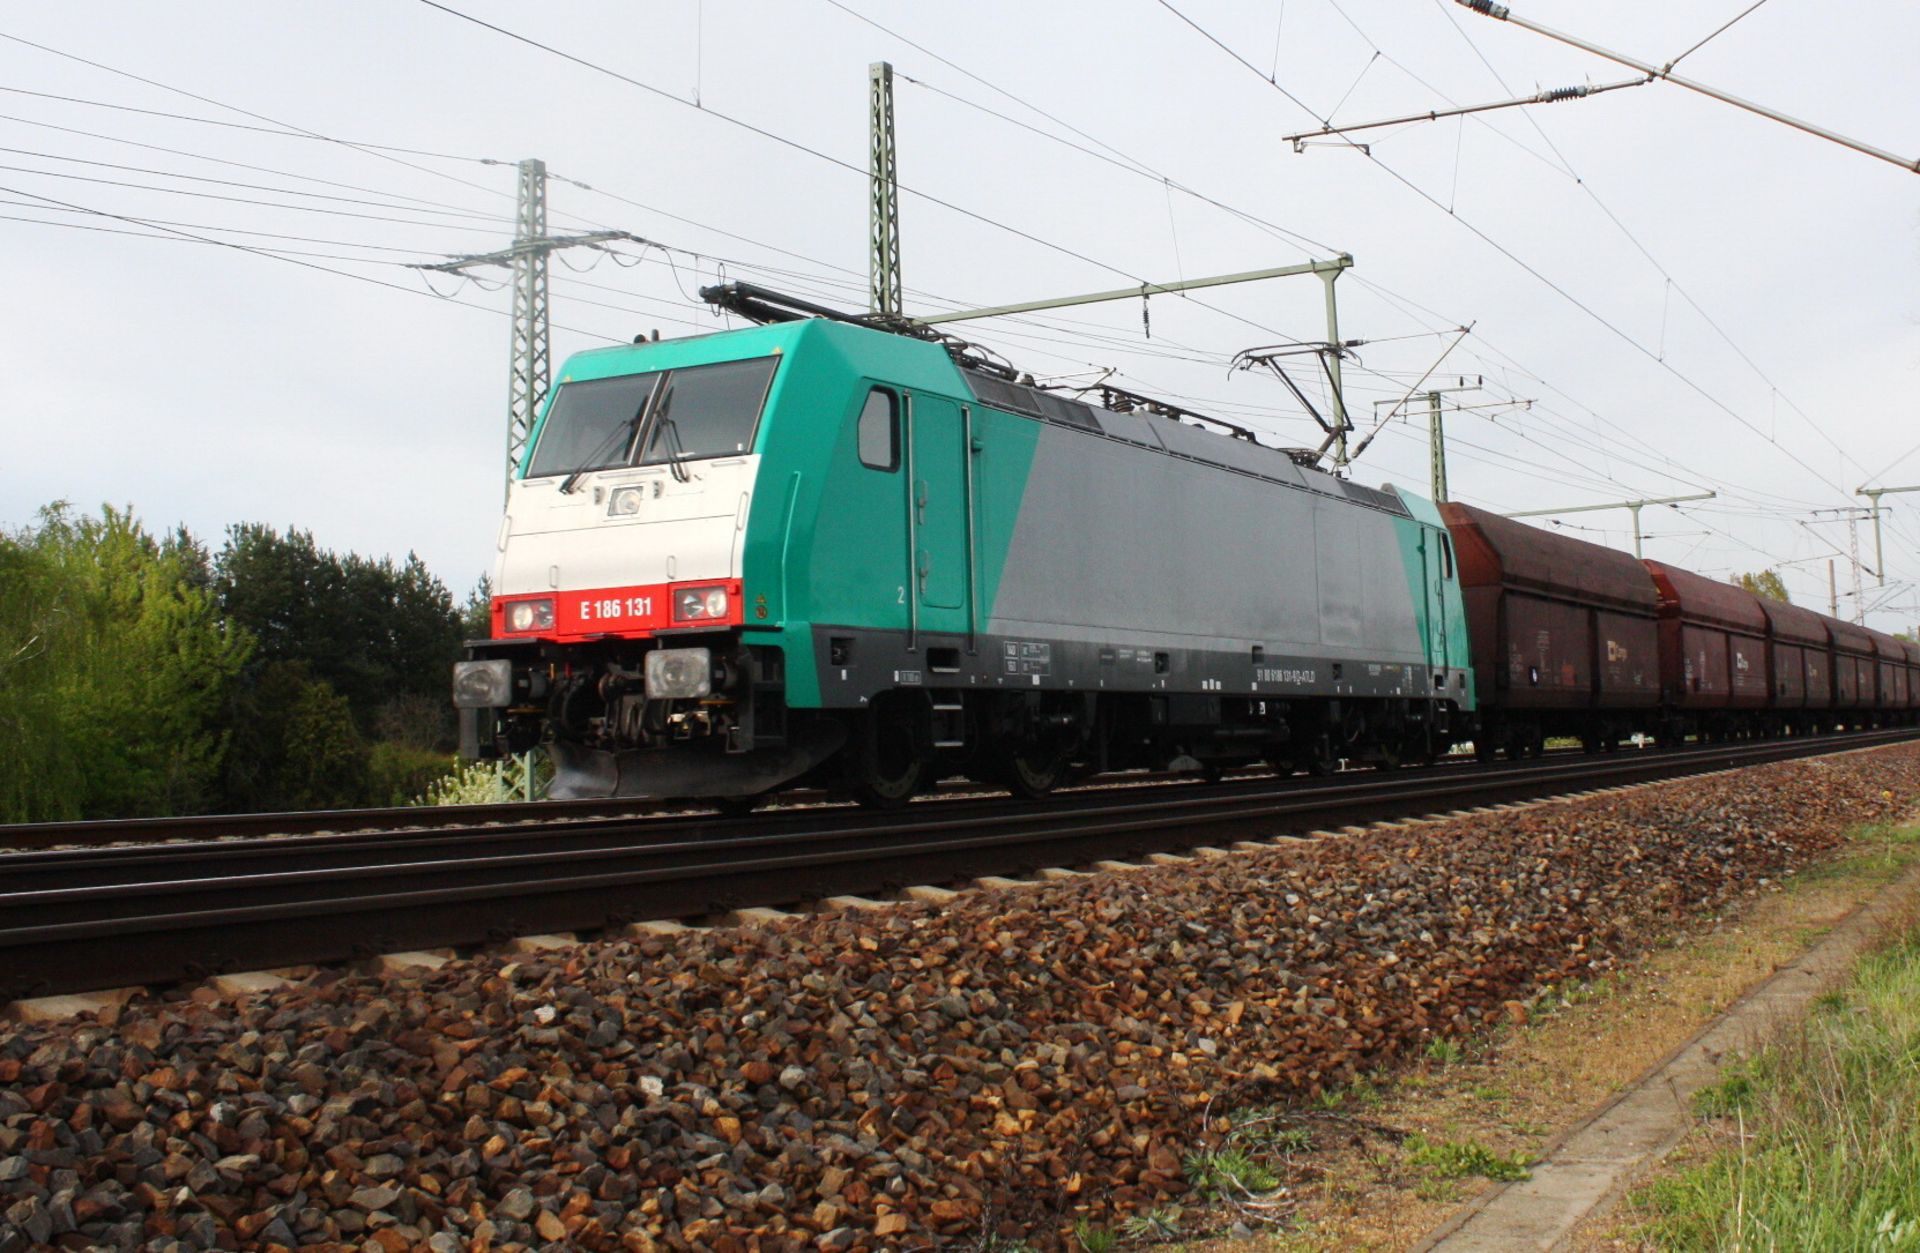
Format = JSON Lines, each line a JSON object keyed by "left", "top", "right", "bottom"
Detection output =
{"left": 1404, "top": 1134, "right": 1532, "bottom": 1182}
{"left": 1424, "top": 1037, "right": 1464, "bottom": 1065}
{"left": 971, "top": 1237, "right": 1037, "bottom": 1253}
{"left": 1690, "top": 1067, "right": 1757, "bottom": 1118}
{"left": 1183, "top": 1147, "right": 1280, "bottom": 1199}
{"left": 1070, "top": 1218, "right": 1117, "bottom": 1253}
{"left": 1119, "top": 1208, "right": 1183, "bottom": 1240}
{"left": 1470, "top": 1085, "right": 1509, "bottom": 1102}
{"left": 1415, "top": 1176, "right": 1463, "bottom": 1202}
{"left": 1270, "top": 1126, "right": 1313, "bottom": 1153}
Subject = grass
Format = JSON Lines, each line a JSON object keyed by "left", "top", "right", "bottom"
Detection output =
{"left": 1630, "top": 908, "right": 1920, "bottom": 1251}
{"left": 1402, "top": 1134, "right": 1532, "bottom": 1182}
{"left": 1070, "top": 1218, "right": 1118, "bottom": 1252}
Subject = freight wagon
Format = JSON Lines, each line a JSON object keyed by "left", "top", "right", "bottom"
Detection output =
{"left": 1439, "top": 500, "right": 1915, "bottom": 753}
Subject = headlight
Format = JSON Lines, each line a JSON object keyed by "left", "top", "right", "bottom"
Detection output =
{"left": 452, "top": 659, "right": 513, "bottom": 708}
{"left": 607, "top": 486, "right": 645, "bottom": 517}
{"left": 504, "top": 599, "right": 555, "bottom": 633}
{"left": 645, "top": 647, "right": 713, "bottom": 699}
{"left": 672, "top": 585, "right": 729, "bottom": 622}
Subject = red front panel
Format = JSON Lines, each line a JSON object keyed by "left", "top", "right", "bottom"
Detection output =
{"left": 492, "top": 579, "right": 744, "bottom": 643}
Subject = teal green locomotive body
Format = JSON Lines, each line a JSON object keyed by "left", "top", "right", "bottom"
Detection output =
{"left": 455, "top": 317, "right": 1473, "bottom": 803}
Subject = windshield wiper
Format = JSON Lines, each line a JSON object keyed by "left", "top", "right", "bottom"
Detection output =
{"left": 657, "top": 414, "right": 692, "bottom": 483}
{"left": 558, "top": 396, "right": 651, "bottom": 495}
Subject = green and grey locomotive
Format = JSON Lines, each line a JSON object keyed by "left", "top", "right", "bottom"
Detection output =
{"left": 453, "top": 292, "right": 1476, "bottom": 805}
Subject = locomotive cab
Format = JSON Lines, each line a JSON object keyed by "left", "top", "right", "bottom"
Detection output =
{"left": 454, "top": 332, "right": 813, "bottom": 801}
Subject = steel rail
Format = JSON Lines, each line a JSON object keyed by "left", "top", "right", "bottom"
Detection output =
{"left": 0, "top": 766, "right": 1278, "bottom": 851}
{"left": 1, "top": 730, "right": 1913, "bottom": 1000}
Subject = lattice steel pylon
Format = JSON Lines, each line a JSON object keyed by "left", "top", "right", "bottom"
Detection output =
{"left": 507, "top": 158, "right": 551, "bottom": 488}
{"left": 869, "top": 62, "right": 902, "bottom": 318}
{"left": 414, "top": 158, "right": 639, "bottom": 494}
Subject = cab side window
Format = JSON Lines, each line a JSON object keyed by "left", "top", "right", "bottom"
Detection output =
{"left": 858, "top": 388, "right": 899, "bottom": 471}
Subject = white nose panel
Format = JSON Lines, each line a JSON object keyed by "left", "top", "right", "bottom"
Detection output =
{"left": 495, "top": 456, "right": 758, "bottom": 597}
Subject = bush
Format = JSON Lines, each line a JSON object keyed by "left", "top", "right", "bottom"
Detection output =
{"left": 417, "top": 752, "right": 548, "bottom": 806}
{"left": 368, "top": 741, "right": 454, "bottom": 807}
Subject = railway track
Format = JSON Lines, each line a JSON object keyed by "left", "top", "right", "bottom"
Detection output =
{"left": 0, "top": 766, "right": 1279, "bottom": 852}
{"left": 3, "top": 729, "right": 1914, "bottom": 1001}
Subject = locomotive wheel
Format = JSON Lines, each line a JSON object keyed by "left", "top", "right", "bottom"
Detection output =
{"left": 999, "top": 743, "right": 1068, "bottom": 799}
{"left": 847, "top": 706, "right": 925, "bottom": 809}
{"left": 1296, "top": 736, "right": 1336, "bottom": 777}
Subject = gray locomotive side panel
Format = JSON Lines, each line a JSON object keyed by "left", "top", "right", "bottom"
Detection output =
{"left": 987, "top": 423, "right": 1425, "bottom": 668}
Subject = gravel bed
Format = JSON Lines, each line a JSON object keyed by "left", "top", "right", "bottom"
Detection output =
{"left": 3, "top": 746, "right": 1917, "bottom": 1251}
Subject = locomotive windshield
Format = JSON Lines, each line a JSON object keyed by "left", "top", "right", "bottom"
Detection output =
{"left": 522, "top": 356, "right": 778, "bottom": 480}
{"left": 523, "top": 372, "right": 659, "bottom": 480}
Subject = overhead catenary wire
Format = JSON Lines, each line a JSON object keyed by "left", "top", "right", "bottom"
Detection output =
{"left": 0, "top": 146, "right": 520, "bottom": 225}
{"left": 834, "top": 5, "right": 1835, "bottom": 531}
{"left": 0, "top": 113, "right": 528, "bottom": 223}
{"left": 1151, "top": 0, "right": 1892, "bottom": 528}
{"left": 0, "top": 84, "right": 501, "bottom": 164}
{"left": 0, "top": 182, "right": 630, "bottom": 343}
{"left": 415, "top": 1, "right": 1331, "bottom": 351}
{"left": 1426, "top": 0, "right": 1904, "bottom": 530}
{"left": 0, "top": 30, "right": 549, "bottom": 220}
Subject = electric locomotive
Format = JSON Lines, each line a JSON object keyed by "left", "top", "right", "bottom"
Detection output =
{"left": 453, "top": 286, "right": 1476, "bottom": 804}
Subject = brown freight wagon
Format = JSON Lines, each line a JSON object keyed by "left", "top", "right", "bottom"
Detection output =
{"left": 1643, "top": 561, "right": 1769, "bottom": 735}
{"left": 1867, "top": 628, "right": 1909, "bottom": 714}
{"left": 1908, "top": 640, "right": 1920, "bottom": 712}
{"left": 1828, "top": 618, "right": 1877, "bottom": 719}
{"left": 1759, "top": 597, "right": 1832, "bottom": 724}
{"left": 1439, "top": 502, "right": 1660, "bottom": 755}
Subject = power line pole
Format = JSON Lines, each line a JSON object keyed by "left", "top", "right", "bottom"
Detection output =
{"left": 1506, "top": 491, "right": 1716, "bottom": 558}
{"left": 413, "top": 158, "right": 638, "bottom": 490}
{"left": 1829, "top": 559, "right": 1838, "bottom": 617}
{"left": 1848, "top": 514, "right": 1865, "bottom": 625}
{"left": 1319, "top": 268, "right": 1351, "bottom": 470}
{"left": 1372, "top": 382, "right": 1503, "bottom": 501}
{"left": 1856, "top": 483, "right": 1920, "bottom": 585}
{"left": 1807, "top": 507, "right": 1879, "bottom": 620}
{"left": 869, "top": 61, "right": 902, "bottom": 318}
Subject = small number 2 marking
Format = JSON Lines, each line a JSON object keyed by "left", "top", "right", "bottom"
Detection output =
{"left": 897, "top": 586, "right": 906, "bottom": 604}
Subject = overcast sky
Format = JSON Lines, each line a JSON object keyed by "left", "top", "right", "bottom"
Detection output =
{"left": 3, "top": 1, "right": 1916, "bottom": 629}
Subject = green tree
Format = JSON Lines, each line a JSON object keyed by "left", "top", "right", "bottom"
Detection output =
{"left": 0, "top": 504, "right": 250, "bottom": 821}
{"left": 1734, "top": 570, "right": 1791, "bottom": 603}
{"left": 221, "top": 661, "right": 372, "bottom": 811}
{"left": 213, "top": 525, "right": 463, "bottom": 738}
{"left": 460, "top": 573, "right": 493, "bottom": 642}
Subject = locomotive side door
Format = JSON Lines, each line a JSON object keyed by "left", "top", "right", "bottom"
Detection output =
{"left": 1425, "top": 527, "right": 1450, "bottom": 680}
{"left": 906, "top": 393, "right": 970, "bottom": 616}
